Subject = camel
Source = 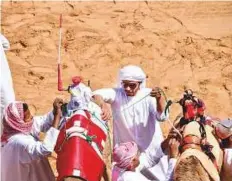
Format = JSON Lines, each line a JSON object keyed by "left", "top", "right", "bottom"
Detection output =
{"left": 174, "top": 156, "right": 214, "bottom": 181}
{"left": 173, "top": 121, "right": 223, "bottom": 181}
{"left": 54, "top": 106, "right": 110, "bottom": 181}
{"left": 164, "top": 90, "right": 223, "bottom": 181}
{"left": 53, "top": 79, "right": 110, "bottom": 181}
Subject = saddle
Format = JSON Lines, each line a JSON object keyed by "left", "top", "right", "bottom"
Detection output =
{"left": 166, "top": 90, "right": 223, "bottom": 180}
{"left": 55, "top": 106, "right": 108, "bottom": 181}
{"left": 178, "top": 121, "right": 223, "bottom": 172}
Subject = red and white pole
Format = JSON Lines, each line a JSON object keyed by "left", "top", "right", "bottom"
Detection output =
{"left": 58, "top": 14, "right": 63, "bottom": 91}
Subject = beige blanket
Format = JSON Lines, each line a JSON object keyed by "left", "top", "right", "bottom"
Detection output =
{"left": 176, "top": 121, "right": 224, "bottom": 181}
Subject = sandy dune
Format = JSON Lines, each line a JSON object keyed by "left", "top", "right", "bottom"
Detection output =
{"left": 1, "top": 1, "right": 232, "bottom": 180}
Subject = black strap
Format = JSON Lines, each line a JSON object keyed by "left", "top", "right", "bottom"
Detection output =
{"left": 198, "top": 122, "right": 206, "bottom": 139}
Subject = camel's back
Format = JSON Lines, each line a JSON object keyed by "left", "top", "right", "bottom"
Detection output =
{"left": 174, "top": 121, "right": 222, "bottom": 181}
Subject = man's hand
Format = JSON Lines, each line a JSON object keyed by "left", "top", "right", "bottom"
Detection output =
{"left": 161, "top": 130, "right": 181, "bottom": 155}
{"left": 51, "top": 98, "right": 64, "bottom": 129}
{"left": 168, "top": 138, "right": 180, "bottom": 158}
{"left": 150, "top": 87, "right": 162, "bottom": 100}
{"left": 101, "top": 103, "right": 112, "bottom": 121}
{"left": 92, "top": 95, "right": 112, "bottom": 121}
{"left": 53, "top": 98, "right": 64, "bottom": 118}
{"left": 150, "top": 87, "right": 165, "bottom": 114}
{"left": 161, "top": 138, "right": 169, "bottom": 154}
{"left": 167, "top": 129, "right": 182, "bottom": 141}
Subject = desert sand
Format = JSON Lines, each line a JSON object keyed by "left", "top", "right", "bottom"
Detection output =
{"left": 1, "top": 1, "right": 232, "bottom": 180}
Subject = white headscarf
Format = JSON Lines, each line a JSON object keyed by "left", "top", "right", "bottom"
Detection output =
{"left": 0, "top": 34, "right": 10, "bottom": 51}
{"left": 117, "top": 65, "right": 146, "bottom": 88}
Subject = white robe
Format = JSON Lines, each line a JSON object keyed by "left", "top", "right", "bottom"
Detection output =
{"left": 117, "top": 171, "right": 152, "bottom": 181}
{"left": 115, "top": 160, "right": 176, "bottom": 181}
{"left": 1, "top": 112, "right": 59, "bottom": 181}
{"left": 93, "top": 88, "right": 167, "bottom": 150}
{"left": 0, "top": 34, "right": 15, "bottom": 117}
{"left": 113, "top": 142, "right": 176, "bottom": 181}
{"left": 93, "top": 88, "right": 169, "bottom": 180}
{"left": 221, "top": 148, "right": 232, "bottom": 181}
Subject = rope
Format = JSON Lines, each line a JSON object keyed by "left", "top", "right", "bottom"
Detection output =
{"left": 159, "top": 88, "right": 168, "bottom": 102}
{"left": 122, "top": 88, "right": 169, "bottom": 112}
{"left": 120, "top": 88, "right": 183, "bottom": 138}
{"left": 121, "top": 88, "right": 169, "bottom": 114}
{"left": 167, "top": 118, "right": 183, "bottom": 138}
{"left": 121, "top": 93, "right": 151, "bottom": 111}
{"left": 91, "top": 112, "right": 113, "bottom": 161}
{"left": 159, "top": 89, "right": 183, "bottom": 138}
{"left": 91, "top": 112, "right": 110, "bottom": 132}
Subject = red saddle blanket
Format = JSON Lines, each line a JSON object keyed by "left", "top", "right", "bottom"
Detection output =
{"left": 55, "top": 111, "right": 107, "bottom": 181}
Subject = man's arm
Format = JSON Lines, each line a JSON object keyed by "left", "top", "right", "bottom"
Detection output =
{"left": 31, "top": 98, "right": 63, "bottom": 134}
{"left": 137, "top": 136, "right": 179, "bottom": 180}
{"left": 92, "top": 88, "right": 116, "bottom": 121}
{"left": 165, "top": 158, "right": 177, "bottom": 181}
{"left": 150, "top": 87, "right": 165, "bottom": 114}
{"left": 93, "top": 88, "right": 117, "bottom": 104}
{"left": 164, "top": 138, "right": 180, "bottom": 181}
{"left": 138, "top": 144, "right": 165, "bottom": 170}
{"left": 149, "top": 87, "right": 169, "bottom": 122}
{"left": 120, "top": 171, "right": 150, "bottom": 181}
{"left": 92, "top": 94, "right": 111, "bottom": 121}
{"left": 92, "top": 94, "right": 106, "bottom": 108}
{"left": 20, "top": 99, "right": 63, "bottom": 163}
{"left": 20, "top": 127, "right": 60, "bottom": 163}
{"left": 149, "top": 97, "right": 168, "bottom": 122}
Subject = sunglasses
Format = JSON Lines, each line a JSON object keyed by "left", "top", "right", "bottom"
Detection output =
{"left": 122, "top": 82, "right": 141, "bottom": 90}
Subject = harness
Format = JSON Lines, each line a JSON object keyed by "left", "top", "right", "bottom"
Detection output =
{"left": 179, "top": 121, "right": 219, "bottom": 171}
{"left": 179, "top": 98, "right": 205, "bottom": 125}
{"left": 166, "top": 90, "right": 219, "bottom": 171}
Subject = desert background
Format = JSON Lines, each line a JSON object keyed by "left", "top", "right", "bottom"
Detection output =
{"left": 1, "top": 0, "right": 232, "bottom": 180}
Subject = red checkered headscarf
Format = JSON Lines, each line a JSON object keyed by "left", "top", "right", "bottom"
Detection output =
{"left": 1, "top": 102, "right": 33, "bottom": 143}
{"left": 113, "top": 141, "right": 138, "bottom": 170}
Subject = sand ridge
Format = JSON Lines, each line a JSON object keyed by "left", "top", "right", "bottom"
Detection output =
{"left": 2, "top": 1, "right": 232, "bottom": 180}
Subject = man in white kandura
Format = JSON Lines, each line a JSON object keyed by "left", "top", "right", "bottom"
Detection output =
{"left": 0, "top": 33, "right": 15, "bottom": 118}
{"left": 1, "top": 98, "right": 63, "bottom": 181}
{"left": 93, "top": 65, "right": 171, "bottom": 180}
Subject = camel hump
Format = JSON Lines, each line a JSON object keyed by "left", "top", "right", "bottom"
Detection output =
{"left": 174, "top": 155, "right": 214, "bottom": 181}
